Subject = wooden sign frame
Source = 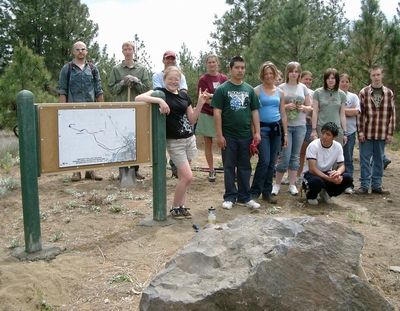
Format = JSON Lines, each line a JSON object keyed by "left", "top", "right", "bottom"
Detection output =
{"left": 37, "top": 102, "right": 151, "bottom": 174}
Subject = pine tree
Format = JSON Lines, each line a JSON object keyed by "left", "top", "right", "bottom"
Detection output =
{"left": 0, "top": 1, "right": 13, "bottom": 75}
{"left": 0, "top": 43, "right": 56, "bottom": 129}
{"left": 244, "top": 0, "right": 348, "bottom": 86}
{"left": 343, "top": 0, "right": 392, "bottom": 90}
{"left": 133, "top": 34, "right": 154, "bottom": 75}
{"left": 6, "top": 0, "right": 99, "bottom": 80}
{"left": 210, "top": 0, "right": 268, "bottom": 69}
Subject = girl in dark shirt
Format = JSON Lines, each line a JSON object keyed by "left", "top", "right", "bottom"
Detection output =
{"left": 135, "top": 66, "right": 209, "bottom": 219}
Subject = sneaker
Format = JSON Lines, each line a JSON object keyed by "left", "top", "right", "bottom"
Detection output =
{"left": 344, "top": 187, "right": 353, "bottom": 194}
{"left": 371, "top": 187, "right": 390, "bottom": 195}
{"left": 383, "top": 160, "right": 391, "bottom": 170}
{"left": 237, "top": 199, "right": 260, "bottom": 209}
{"left": 222, "top": 201, "right": 233, "bottom": 210}
{"left": 71, "top": 172, "right": 81, "bottom": 182}
{"left": 296, "top": 177, "right": 303, "bottom": 185}
{"left": 354, "top": 187, "right": 368, "bottom": 195}
{"left": 262, "top": 195, "right": 277, "bottom": 204}
{"left": 272, "top": 184, "right": 280, "bottom": 196}
{"left": 307, "top": 198, "right": 319, "bottom": 205}
{"left": 170, "top": 207, "right": 185, "bottom": 219}
{"left": 208, "top": 170, "right": 216, "bottom": 182}
{"left": 282, "top": 177, "right": 289, "bottom": 185}
{"left": 320, "top": 189, "right": 334, "bottom": 204}
{"left": 179, "top": 206, "right": 192, "bottom": 219}
{"left": 288, "top": 185, "right": 298, "bottom": 196}
{"left": 135, "top": 171, "right": 145, "bottom": 180}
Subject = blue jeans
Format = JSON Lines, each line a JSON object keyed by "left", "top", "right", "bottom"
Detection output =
{"left": 250, "top": 129, "right": 281, "bottom": 197}
{"left": 359, "top": 139, "right": 385, "bottom": 189}
{"left": 276, "top": 125, "right": 306, "bottom": 172}
{"left": 343, "top": 132, "right": 356, "bottom": 188}
{"left": 221, "top": 135, "right": 253, "bottom": 204}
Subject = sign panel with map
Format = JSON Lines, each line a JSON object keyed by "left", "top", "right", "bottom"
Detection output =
{"left": 58, "top": 108, "right": 137, "bottom": 168}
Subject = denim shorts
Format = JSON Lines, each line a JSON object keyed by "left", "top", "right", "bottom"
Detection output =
{"left": 304, "top": 124, "right": 312, "bottom": 143}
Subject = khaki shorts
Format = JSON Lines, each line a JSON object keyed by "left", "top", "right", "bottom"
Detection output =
{"left": 166, "top": 135, "right": 198, "bottom": 167}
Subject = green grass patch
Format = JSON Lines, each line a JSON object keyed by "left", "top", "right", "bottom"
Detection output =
{"left": 0, "top": 176, "right": 20, "bottom": 197}
{"left": 0, "top": 130, "right": 19, "bottom": 160}
{"left": 387, "top": 132, "right": 400, "bottom": 151}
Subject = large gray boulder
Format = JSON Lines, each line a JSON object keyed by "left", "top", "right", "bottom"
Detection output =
{"left": 140, "top": 216, "right": 393, "bottom": 311}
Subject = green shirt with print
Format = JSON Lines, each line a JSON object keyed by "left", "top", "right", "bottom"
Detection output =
{"left": 211, "top": 81, "right": 261, "bottom": 138}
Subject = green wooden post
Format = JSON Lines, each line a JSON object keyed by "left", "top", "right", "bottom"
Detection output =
{"left": 16, "top": 90, "right": 42, "bottom": 253}
{"left": 151, "top": 91, "right": 167, "bottom": 220}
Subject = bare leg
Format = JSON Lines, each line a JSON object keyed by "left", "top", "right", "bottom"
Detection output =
{"left": 204, "top": 136, "right": 214, "bottom": 170}
{"left": 298, "top": 141, "right": 309, "bottom": 177}
{"left": 173, "top": 161, "right": 193, "bottom": 207}
{"left": 275, "top": 171, "right": 284, "bottom": 184}
{"left": 289, "top": 169, "right": 298, "bottom": 185}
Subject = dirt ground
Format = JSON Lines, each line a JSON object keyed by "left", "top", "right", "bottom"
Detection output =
{"left": 0, "top": 135, "right": 399, "bottom": 311}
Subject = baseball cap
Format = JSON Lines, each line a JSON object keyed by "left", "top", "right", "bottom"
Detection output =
{"left": 163, "top": 50, "right": 176, "bottom": 59}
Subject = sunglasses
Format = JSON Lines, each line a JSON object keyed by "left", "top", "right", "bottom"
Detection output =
{"left": 74, "top": 48, "right": 86, "bottom": 52}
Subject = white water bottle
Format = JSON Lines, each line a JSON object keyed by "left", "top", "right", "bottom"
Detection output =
{"left": 208, "top": 207, "right": 216, "bottom": 225}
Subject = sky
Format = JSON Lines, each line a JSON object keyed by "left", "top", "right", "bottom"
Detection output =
{"left": 82, "top": 0, "right": 398, "bottom": 72}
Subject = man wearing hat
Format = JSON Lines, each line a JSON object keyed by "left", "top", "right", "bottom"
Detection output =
{"left": 152, "top": 50, "right": 188, "bottom": 91}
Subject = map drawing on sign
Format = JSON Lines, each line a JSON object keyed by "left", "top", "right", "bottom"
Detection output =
{"left": 58, "top": 108, "right": 136, "bottom": 168}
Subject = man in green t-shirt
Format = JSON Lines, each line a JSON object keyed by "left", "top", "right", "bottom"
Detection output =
{"left": 211, "top": 56, "right": 261, "bottom": 210}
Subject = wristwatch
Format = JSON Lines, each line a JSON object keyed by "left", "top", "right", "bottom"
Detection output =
{"left": 344, "top": 131, "right": 349, "bottom": 136}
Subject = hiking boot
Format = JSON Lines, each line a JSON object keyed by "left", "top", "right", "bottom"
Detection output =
{"left": 170, "top": 207, "right": 185, "bottom": 219}
{"left": 371, "top": 187, "right": 390, "bottom": 195}
{"left": 208, "top": 170, "right": 216, "bottom": 182}
{"left": 222, "top": 201, "right": 233, "bottom": 209}
{"left": 237, "top": 199, "right": 260, "bottom": 209}
{"left": 135, "top": 171, "right": 145, "bottom": 180}
{"left": 383, "top": 160, "right": 391, "bottom": 170}
{"left": 85, "top": 171, "right": 103, "bottom": 181}
{"left": 262, "top": 195, "right": 277, "bottom": 204}
{"left": 179, "top": 206, "right": 192, "bottom": 219}
{"left": 288, "top": 185, "right": 298, "bottom": 196}
{"left": 320, "top": 189, "right": 334, "bottom": 204}
{"left": 354, "top": 187, "right": 368, "bottom": 195}
{"left": 272, "top": 184, "right": 280, "bottom": 195}
{"left": 71, "top": 172, "right": 81, "bottom": 182}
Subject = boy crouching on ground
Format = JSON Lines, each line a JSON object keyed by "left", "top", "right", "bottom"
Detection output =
{"left": 303, "top": 122, "right": 353, "bottom": 205}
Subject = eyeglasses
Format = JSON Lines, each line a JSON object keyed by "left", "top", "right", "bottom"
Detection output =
{"left": 74, "top": 48, "right": 86, "bottom": 52}
{"left": 166, "top": 77, "right": 180, "bottom": 82}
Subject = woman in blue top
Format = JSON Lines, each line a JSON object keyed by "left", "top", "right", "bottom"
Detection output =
{"left": 250, "top": 62, "right": 288, "bottom": 203}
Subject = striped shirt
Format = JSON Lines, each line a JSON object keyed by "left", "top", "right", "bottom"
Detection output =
{"left": 357, "top": 85, "right": 396, "bottom": 140}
